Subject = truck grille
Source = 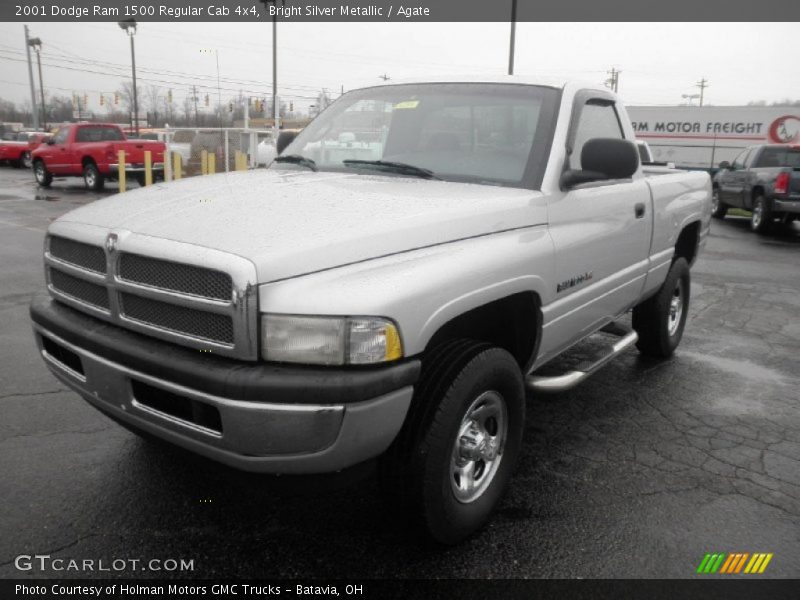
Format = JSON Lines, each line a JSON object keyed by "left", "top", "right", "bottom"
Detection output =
{"left": 120, "top": 293, "right": 234, "bottom": 344}
{"left": 48, "top": 236, "right": 107, "bottom": 273}
{"left": 118, "top": 253, "right": 232, "bottom": 301}
{"left": 44, "top": 233, "right": 256, "bottom": 359}
{"left": 49, "top": 268, "right": 110, "bottom": 310}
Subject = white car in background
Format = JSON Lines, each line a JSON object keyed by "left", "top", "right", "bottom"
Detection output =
{"left": 256, "top": 134, "right": 277, "bottom": 166}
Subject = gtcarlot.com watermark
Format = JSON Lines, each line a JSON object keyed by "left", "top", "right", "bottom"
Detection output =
{"left": 14, "top": 554, "right": 195, "bottom": 573}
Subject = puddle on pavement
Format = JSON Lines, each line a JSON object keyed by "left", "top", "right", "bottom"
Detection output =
{"left": 682, "top": 351, "right": 788, "bottom": 385}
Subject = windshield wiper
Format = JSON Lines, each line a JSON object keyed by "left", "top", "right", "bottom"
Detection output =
{"left": 342, "top": 160, "right": 439, "bottom": 180}
{"left": 274, "top": 154, "right": 317, "bottom": 172}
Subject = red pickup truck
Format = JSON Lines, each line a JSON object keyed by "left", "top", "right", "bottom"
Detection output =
{"left": 31, "top": 123, "right": 165, "bottom": 190}
{"left": 0, "top": 131, "right": 48, "bottom": 169}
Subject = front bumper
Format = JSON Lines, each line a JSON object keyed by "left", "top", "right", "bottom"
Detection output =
{"left": 30, "top": 296, "right": 419, "bottom": 474}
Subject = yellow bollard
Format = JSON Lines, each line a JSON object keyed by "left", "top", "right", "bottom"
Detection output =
{"left": 144, "top": 150, "right": 152, "bottom": 186}
{"left": 173, "top": 151, "right": 182, "bottom": 180}
{"left": 117, "top": 150, "right": 126, "bottom": 193}
{"left": 207, "top": 153, "right": 216, "bottom": 175}
{"left": 200, "top": 150, "right": 208, "bottom": 175}
{"left": 234, "top": 151, "right": 244, "bottom": 171}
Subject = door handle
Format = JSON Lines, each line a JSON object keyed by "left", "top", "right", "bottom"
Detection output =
{"left": 635, "top": 203, "right": 646, "bottom": 218}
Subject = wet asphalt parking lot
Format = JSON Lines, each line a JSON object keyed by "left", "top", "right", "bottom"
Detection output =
{"left": 1, "top": 166, "right": 799, "bottom": 579}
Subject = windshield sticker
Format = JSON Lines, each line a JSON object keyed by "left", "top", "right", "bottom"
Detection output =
{"left": 394, "top": 100, "right": 420, "bottom": 110}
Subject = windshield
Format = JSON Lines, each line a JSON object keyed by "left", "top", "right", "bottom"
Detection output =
{"left": 277, "top": 83, "right": 559, "bottom": 188}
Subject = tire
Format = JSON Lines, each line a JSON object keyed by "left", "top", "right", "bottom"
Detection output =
{"left": 21, "top": 151, "right": 32, "bottom": 169}
{"left": 83, "top": 162, "right": 105, "bottom": 191}
{"left": 711, "top": 187, "right": 727, "bottom": 219}
{"left": 632, "top": 257, "right": 690, "bottom": 358}
{"left": 134, "top": 173, "right": 147, "bottom": 187}
{"left": 750, "top": 195, "right": 773, "bottom": 234}
{"left": 33, "top": 160, "right": 52, "bottom": 187}
{"left": 381, "top": 340, "right": 525, "bottom": 545}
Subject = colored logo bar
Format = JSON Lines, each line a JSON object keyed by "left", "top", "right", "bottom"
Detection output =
{"left": 696, "top": 553, "right": 773, "bottom": 574}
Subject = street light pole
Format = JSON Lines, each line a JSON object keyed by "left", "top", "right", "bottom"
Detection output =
{"left": 119, "top": 19, "right": 139, "bottom": 135}
{"left": 24, "top": 26, "right": 39, "bottom": 130}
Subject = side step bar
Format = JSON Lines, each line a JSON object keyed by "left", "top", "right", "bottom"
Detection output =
{"left": 525, "top": 323, "right": 638, "bottom": 394}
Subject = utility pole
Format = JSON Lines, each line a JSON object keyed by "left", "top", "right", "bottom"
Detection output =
{"left": 606, "top": 68, "right": 620, "bottom": 93}
{"left": 272, "top": 16, "right": 278, "bottom": 136}
{"left": 696, "top": 78, "right": 709, "bottom": 107}
{"left": 24, "top": 26, "right": 39, "bottom": 130}
{"left": 192, "top": 85, "right": 199, "bottom": 125}
{"left": 508, "top": 0, "right": 517, "bottom": 75}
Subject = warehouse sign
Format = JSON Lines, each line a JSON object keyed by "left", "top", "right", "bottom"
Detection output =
{"left": 628, "top": 107, "right": 800, "bottom": 144}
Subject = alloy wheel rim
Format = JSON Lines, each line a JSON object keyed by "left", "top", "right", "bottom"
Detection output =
{"left": 35, "top": 164, "right": 44, "bottom": 182}
{"left": 752, "top": 203, "right": 762, "bottom": 229}
{"left": 450, "top": 390, "right": 507, "bottom": 504}
{"left": 668, "top": 278, "right": 684, "bottom": 337}
{"left": 712, "top": 190, "right": 719, "bottom": 211}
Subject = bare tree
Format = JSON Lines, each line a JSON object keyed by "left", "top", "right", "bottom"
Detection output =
{"left": 144, "top": 85, "right": 162, "bottom": 127}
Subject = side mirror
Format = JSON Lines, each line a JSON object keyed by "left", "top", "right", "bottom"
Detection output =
{"left": 718, "top": 161, "right": 730, "bottom": 170}
{"left": 561, "top": 138, "right": 639, "bottom": 190}
{"left": 276, "top": 130, "right": 298, "bottom": 155}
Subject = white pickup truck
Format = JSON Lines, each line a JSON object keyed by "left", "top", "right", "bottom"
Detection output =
{"left": 30, "top": 77, "right": 711, "bottom": 544}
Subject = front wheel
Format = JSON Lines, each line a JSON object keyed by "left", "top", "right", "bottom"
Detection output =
{"left": 381, "top": 340, "right": 525, "bottom": 545}
{"left": 632, "top": 257, "right": 690, "bottom": 358}
{"left": 83, "top": 162, "right": 105, "bottom": 191}
{"left": 750, "top": 195, "right": 773, "bottom": 234}
{"left": 33, "top": 160, "right": 53, "bottom": 187}
{"left": 711, "top": 187, "right": 727, "bottom": 219}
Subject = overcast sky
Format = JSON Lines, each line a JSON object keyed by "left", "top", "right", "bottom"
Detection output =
{"left": 0, "top": 21, "right": 798, "bottom": 113}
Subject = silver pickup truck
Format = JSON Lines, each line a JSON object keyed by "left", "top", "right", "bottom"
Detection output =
{"left": 30, "top": 77, "right": 711, "bottom": 544}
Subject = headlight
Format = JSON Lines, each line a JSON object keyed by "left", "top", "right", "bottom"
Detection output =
{"left": 261, "top": 315, "right": 403, "bottom": 366}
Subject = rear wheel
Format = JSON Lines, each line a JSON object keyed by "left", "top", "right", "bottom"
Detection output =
{"left": 711, "top": 187, "right": 727, "bottom": 219}
{"left": 83, "top": 162, "right": 105, "bottom": 191}
{"left": 750, "top": 195, "right": 773, "bottom": 234}
{"left": 33, "top": 160, "right": 52, "bottom": 187}
{"left": 633, "top": 257, "right": 690, "bottom": 358}
{"left": 380, "top": 340, "right": 525, "bottom": 545}
{"left": 21, "top": 151, "right": 33, "bottom": 169}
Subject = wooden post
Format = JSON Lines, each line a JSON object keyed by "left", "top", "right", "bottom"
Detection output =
{"left": 144, "top": 150, "right": 152, "bottom": 186}
{"left": 207, "top": 152, "right": 216, "bottom": 175}
{"left": 173, "top": 151, "right": 182, "bottom": 180}
{"left": 200, "top": 149, "right": 208, "bottom": 175}
{"left": 164, "top": 150, "right": 172, "bottom": 182}
{"left": 117, "top": 150, "right": 126, "bottom": 193}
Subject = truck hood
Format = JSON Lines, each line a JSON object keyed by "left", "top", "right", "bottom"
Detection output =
{"left": 57, "top": 169, "right": 546, "bottom": 282}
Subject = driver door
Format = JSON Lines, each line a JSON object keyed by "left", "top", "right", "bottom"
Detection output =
{"left": 543, "top": 95, "right": 652, "bottom": 359}
{"left": 41, "top": 128, "right": 70, "bottom": 175}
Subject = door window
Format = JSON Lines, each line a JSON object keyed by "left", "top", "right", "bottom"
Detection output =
{"left": 731, "top": 150, "right": 749, "bottom": 170}
{"left": 570, "top": 100, "right": 624, "bottom": 169}
{"left": 52, "top": 128, "right": 68, "bottom": 145}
